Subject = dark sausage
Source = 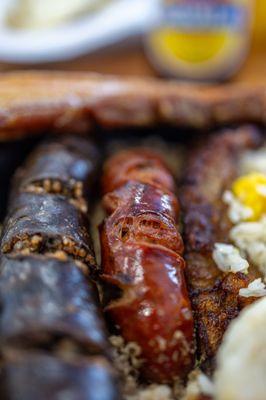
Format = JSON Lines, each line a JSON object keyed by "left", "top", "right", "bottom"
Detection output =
{"left": 0, "top": 254, "right": 107, "bottom": 353}
{"left": 12, "top": 135, "right": 100, "bottom": 213}
{"left": 1, "top": 193, "right": 96, "bottom": 268}
{"left": 0, "top": 349, "right": 119, "bottom": 400}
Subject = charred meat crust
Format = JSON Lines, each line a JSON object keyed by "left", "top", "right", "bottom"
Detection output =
{"left": 0, "top": 349, "right": 120, "bottom": 400}
{"left": 0, "top": 255, "right": 108, "bottom": 354}
{"left": 180, "top": 125, "right": 263, "bottom": 372}
{"left": 12, "top": 135, "right": 100, "bottom": 213}
{"left": 1, "top": 193, "right": 96, "bottom": 268}
{"left": 100, "top": 149, "right": 194, "bottom": 383}
{"left": 0, "top": 72, "right": 266, "bottom": 139}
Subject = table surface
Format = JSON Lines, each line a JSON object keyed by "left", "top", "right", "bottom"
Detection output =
{"left": 0, "top": 38, "right": 265, "bottom": 83}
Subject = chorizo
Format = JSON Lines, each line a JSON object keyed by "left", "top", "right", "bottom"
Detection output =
{"left": 100, "top": 148, "right": 194, "bottom": 383}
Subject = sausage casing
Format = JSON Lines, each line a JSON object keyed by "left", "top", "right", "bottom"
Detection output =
{"left": 0, "top": 254, "right": 107, "bottom": 353}
{"left": 1, "top": 193, "right": 95, "bottom": 267}
{"left": 181, "top": 126, "right": 262, "bottom": 372}
{"left": 0, "top": 350, "right": 120, "bottom": 400}
{"left": 12, "top": 135, "right": 100, "bottom": 212}
{"left": 100, "top": 149, "right": 194, "bottom": 383}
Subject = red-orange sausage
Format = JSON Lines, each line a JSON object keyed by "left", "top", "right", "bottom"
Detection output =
{"left": 102, "top": 182, "right": 183, "bottom": 255}
{"left": 102, "top": 149, "right": 176, "bottom": 194}
{"left": 100, "top": 149, "right": 194, "bottom": 383}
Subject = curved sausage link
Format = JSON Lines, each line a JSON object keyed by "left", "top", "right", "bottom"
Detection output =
{"left": 102, "top": 182, "right": 183, "bottom": 255}
{"left": 102, "top": 148, "right": 176, "bottom": 194}
{"left": 100, "top": 149, "right": 194, "bottom": 383}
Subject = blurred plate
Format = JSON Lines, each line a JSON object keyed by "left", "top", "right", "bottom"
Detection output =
{"left": 0, "top": 0, "right": 159, "bottom": 64}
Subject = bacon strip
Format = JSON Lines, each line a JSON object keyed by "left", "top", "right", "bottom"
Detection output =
{"left": 100, "top": 149, "right": 194, "bottom": 383}
{"left": 180, "top": 125, "right": 263, "bottom": 373}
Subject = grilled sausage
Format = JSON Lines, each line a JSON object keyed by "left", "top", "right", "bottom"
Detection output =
{"left": 102, "top": 148, "right": 176, "bottom": 194}
{"left": 0, "top": 349, "right": 119, "bottom": 400}
{"left": 12, "top": 135, "right": 100, "bottom": 213}
{"left": 0, "top": 135, "right": 121, "bottom": 399}
{"left": 0, "top": 254, "right": 106, "bottom": 352}
{"left": 1, "top": 193, "right": 96, "bottom": 268}
{"left": 100, "top": 149, "right": 194, "bottom": 383}
{"left": 180, "top": 125, "right": 263, "bottom": 373}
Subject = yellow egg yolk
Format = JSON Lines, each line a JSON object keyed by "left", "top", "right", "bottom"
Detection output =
{"left": 232, "top": 172, "right": 266, "bottom": 221}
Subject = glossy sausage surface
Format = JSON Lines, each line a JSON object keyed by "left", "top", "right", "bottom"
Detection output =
{"left": 102, "top": 149, "right": 176, "bottom": 194}
{"left": 100, "top": 149, "right": 194, "bottom": 383}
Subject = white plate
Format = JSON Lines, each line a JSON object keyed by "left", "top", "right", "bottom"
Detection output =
{"left": 0, "top": 0, "right": 159, "bottom": 64}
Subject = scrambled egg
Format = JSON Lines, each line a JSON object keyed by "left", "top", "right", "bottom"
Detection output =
{"left": 232, "top": 172, "right": 266, "bottom": 221}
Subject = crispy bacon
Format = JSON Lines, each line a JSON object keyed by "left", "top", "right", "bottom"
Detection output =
{"left": 100, "top": 149, "right": 194, "bottom": 383}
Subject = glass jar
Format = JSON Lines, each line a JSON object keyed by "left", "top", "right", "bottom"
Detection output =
{"left": 145, "top": 0, "right": 254, "bottom": 82}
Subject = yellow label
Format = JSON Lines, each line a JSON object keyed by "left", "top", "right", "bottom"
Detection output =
{"left": 152, "top": 29, "right": 230, "bottom": 63}
{"left": 146, "top": 0, "right": 252, "bottom": 80}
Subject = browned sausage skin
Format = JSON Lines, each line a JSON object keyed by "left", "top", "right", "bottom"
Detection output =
{"left": 180, "top": 126, "right": 263, "bottom": 373}
{"left": 100, "top": 149, "right": 194, "bottom": 383}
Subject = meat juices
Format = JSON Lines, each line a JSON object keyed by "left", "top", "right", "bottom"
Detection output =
{"left": 181, "top": 126, "right": 263, "bottom": 373}
{"left": 100, "top": 149, "right": 194, "bottom": 383}
{"left": 0, "top": 135, "right": 121, "bottom": 400}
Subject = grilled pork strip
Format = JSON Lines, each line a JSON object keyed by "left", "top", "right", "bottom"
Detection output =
{"left": 0, "top": 72, "right": 265, "bottom": 140}
{"left": 181, "top": 125, "right": 263, "bottom": 372}
{"left": 100, "top": 149, "right": 194, "bottom": 383}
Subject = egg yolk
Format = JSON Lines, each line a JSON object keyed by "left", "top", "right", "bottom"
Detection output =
{"left": 232, "top": 172, "right": 266, "bottom": 221}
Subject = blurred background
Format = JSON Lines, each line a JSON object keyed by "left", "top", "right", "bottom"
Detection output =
{"left": 0, "top": 0, "right": 265, "bottom": 83}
